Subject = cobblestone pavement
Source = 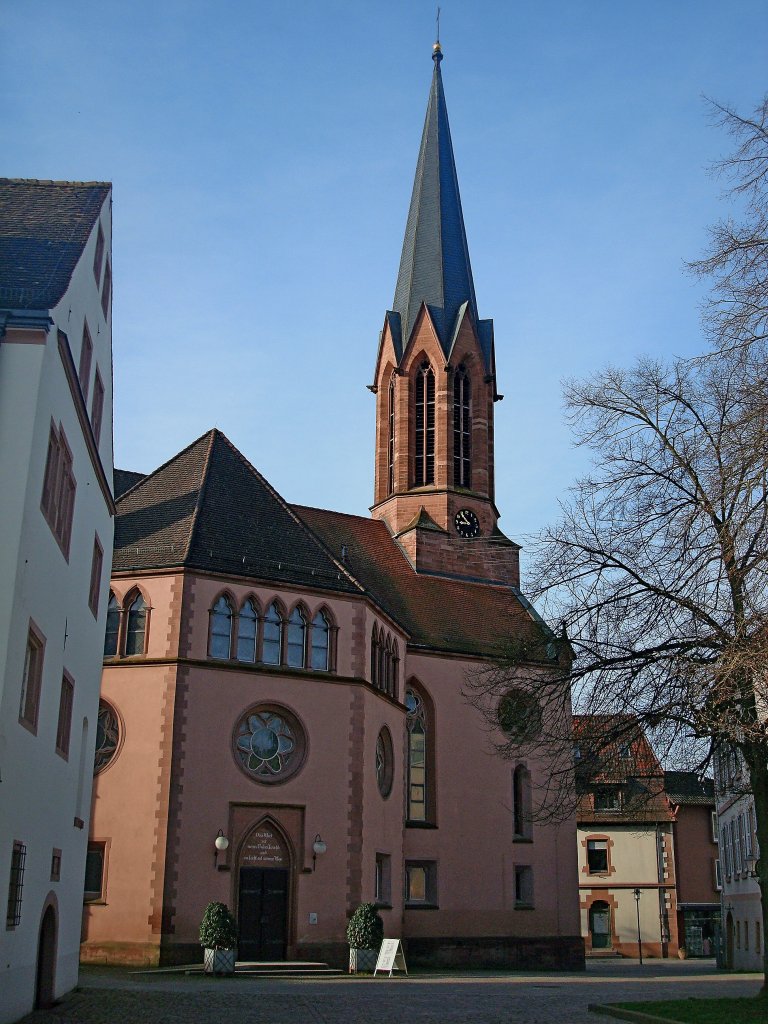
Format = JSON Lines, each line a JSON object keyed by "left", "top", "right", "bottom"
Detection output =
{"left": 19, "top": 960, "right": 763, "bottom": 1024}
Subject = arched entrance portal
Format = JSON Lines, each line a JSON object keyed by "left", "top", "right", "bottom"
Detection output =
{"left": 589, "top": 901, "right": 612, "bottom": 951}
{"left": 35, "top": 904, "right": 57, "bottom": 1008}
{"left": 237, "top": 821, "right": 291, "bottom": 961}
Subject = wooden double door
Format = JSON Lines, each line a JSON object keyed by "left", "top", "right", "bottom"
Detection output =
{"left": 238, "top": 867, "right": 289, "bottom": 962}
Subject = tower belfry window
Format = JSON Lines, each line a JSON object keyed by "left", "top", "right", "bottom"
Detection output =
{"left": 387, "top": 374, "right": 396, "bottom": 495}
{"left": 453, "top": 366, "right": 471, "bottom": 488}
{"left": 414, "top": 362, "right": 435, "bottom": 487}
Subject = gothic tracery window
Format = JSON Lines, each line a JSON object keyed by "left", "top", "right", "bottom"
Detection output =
{"left": 453, "top": 365, "right": 471, "bottom": 488}
{"left": 125, "top": 592, "right": 148, "bottom": 656}
{"left": 311, "top": 610, "right": 330, "bottom": 670}
{"left": 104, "top": 592, "right": 120, "bottom": 656}
{"left": 237, "top": 599, "right": 258, "bottom": 662}
{"left": 262, "top": 602, "right": 283, "bottom": 665}
{"left": 209, "top": 595, "right": 233, "bottom": 659}
{"left": 414, "top": 361, "right": 435, "bottom": 487}
{"left": 287, "top": 607, "right": 307, "bottom": 668}
{"left": 406, "top": 686, "right": 429, "bottom": 822}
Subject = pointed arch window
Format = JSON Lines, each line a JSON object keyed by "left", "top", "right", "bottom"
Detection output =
{"left": 262, "top": 603, "right": 282, "bottom": 665}
{"left": 125, "top": 593, "right": 148, "bottom": 656}
{"left": 209, "top": 596, "right": 233, "bottom": 659}
{"left": 287, "top": 607, "right": 307, "bottom": 668}
{"left": 371, "top": 625, "right": 380, "bottom": 685}
{"left": 311, "top": 611, "right": 330, "bottom": 671}
{"left": 388, "top": 639, "right": 399, "bottom": 698}
{"left": 104, "top": 592, "right": 120, "bottom": 657}
{"left": 453, "top": 365, "right": 471, "bottom": 488}
{"left": 388, "top": 374, "right": 396, "bottom": 495}
{"left": 414, "top": 361, "right": 435, "bottom": 487}
{"left": 237, "top": 599, "right": 258, "bottom": 662}
{"left": 406, "top": 686, "right": 429, "bottom": 823}
{"left": 513, "top": 764, "right": 532, "bottom": 840}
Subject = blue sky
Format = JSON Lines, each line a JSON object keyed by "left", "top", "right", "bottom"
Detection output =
{"left": 4, "top": 1, "right": 767, "bottom": 552}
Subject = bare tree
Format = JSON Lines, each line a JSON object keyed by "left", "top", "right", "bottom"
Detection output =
{"left": 689, "top": 95, "right": 768, "bottom": 355}
{"left": 467, "top": 352, "right": 768, "bottom": 988}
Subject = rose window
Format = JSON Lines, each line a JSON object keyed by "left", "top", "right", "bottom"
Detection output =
{"left": 94, "top": 700, "right": 121, "bottom": 774}
{"left": 233, "top": 706, "right": 306, "bottom": 784}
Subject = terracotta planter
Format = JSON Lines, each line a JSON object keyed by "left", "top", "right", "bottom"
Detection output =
{"left": 349, "top": 947, "right": 378, "bottom": 973}
{"left": 204, "top": 947, "right": 236, "bottom": 975}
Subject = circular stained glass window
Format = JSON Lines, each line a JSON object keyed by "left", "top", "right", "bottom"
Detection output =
{"left": 233, "top": 705, "right": 306, "bottom": 784}
{"left": 94, "top": 700, "right": 121, "bottom": 774}
{"left": 376, "top": 727, "right": 393, "bottom": 798}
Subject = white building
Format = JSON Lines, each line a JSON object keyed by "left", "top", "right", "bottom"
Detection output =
{"left": 713, "top": 746, "right": 762, "bottom": 970}
{"left": 0, "top": 180, "right": 114, "bottom": 1021}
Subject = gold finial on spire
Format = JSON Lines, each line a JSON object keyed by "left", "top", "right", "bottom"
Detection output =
{"left": 433, "top": 6, "right": 443, "bottom": 62}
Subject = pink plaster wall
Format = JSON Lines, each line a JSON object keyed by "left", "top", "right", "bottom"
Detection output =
{"left": 83, "top": 569, "right": 580, "bottom": 964}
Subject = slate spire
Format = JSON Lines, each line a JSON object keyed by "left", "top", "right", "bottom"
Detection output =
{"left": 391, "top": 42, "right": 482, "bottom": 360}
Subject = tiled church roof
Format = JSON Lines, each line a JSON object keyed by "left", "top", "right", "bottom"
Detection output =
{"left": 295, "top": 504, "right": 549, "bottom": 658}
{"left": 113, "top": 430, "right": 361, "bottom": 594}
{"left": 0, "top": 179, "right": 110, "bottom": 310}
{"left": 113, "top": 427, "right": 549, "bottom": 658}
{"left": 113, "top": 469, "right": 145, "bottom": 499}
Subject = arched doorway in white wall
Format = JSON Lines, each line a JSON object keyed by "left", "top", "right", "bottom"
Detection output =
{"left": 35, "top": 902, "right": 57, "bottom": 1008}
{"left": 589, "top": 900, "right": 612, "bottom": 951}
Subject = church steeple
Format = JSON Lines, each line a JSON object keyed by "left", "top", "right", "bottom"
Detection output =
{"left": 384, "top": 43, "right": 494, "bottom": 373}
{"left": 370, "top": 44, "right": 517, "bottom": 587}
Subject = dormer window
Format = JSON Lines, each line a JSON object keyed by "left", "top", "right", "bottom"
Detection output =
{"left": 594, "top": 789, "right": 620, "bottom": 812}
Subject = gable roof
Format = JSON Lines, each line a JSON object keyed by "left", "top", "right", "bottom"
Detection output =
{"left": 390, "top": 47, "right": 493, "bottom": 370}
{"left": 113, "top": 430, "right": 360, "bottom": 594}
{"left": 0, "top": 179, "right": 110, "bottom": 311}
{"left": 574, "top": 714, "right": 671, "bottom": 822}
{"left": 664, "top": 771, "right": 715, "bottom": 805}
{"left": 294, "top": 504, "right": 551, "bottom": 658}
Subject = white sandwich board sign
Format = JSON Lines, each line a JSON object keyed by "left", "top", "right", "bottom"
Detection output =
{"left": 374, "top": 938, "right": 408, "bottom": 977}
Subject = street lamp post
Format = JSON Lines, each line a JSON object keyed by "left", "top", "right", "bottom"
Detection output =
{"left": 633, "top": 888, "right": 643, "bottom": 965}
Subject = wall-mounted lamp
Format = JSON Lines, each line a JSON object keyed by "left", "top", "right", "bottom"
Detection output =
{"left": 312, "top": 834, "right": 327, "bottom": 871}
{"left": 214, "top": 828, "right": 229, "bottom": 868}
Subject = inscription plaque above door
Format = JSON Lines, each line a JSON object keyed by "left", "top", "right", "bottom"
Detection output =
{"left": 240, "top": 823, "right": 288, "bottom": 867}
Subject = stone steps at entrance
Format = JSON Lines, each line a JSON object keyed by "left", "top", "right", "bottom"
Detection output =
{"left": 185, "top": 960, "right": 345, "bottom": 978}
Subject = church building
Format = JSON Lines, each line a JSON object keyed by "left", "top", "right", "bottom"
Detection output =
{"left": 81, "top": 44, "right": 582, "bottom": 970}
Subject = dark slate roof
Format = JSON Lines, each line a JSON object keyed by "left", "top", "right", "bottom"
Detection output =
{"left": 0, "top": 179, "right": 110, "bottom": 310}
{"left": 391, "top": 48, "right": 492, "bottom": 369}
{"left": 113, "top": 430, "right": 360, "bottom": 594}
{"left": 664, "top": 771, "right": 715, "bottom": 805}
{"left": 294, "top": 504, "right": 550, "bottom": 658}
{"left": 113, "top": 469, "right": 146, "bottom": 499}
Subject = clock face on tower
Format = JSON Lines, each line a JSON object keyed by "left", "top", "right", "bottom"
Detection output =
{"left": 454, "top": 508, "right": 481, "bottom": 538}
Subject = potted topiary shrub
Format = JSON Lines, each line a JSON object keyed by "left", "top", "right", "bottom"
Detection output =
{"left": 347, "top": 902, "right": 384, "bottom": 973}
{"left": 200, "top": 901, "right": 238, "bottom": 975}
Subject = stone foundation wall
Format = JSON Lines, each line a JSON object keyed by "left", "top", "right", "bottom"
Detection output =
{"left": 404, "top": 934, "right": 585, "bottom": 971}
